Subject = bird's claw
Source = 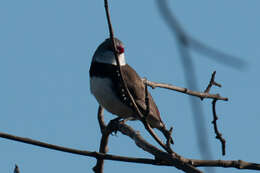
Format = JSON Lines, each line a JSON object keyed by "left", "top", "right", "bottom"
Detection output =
{"left": 107, "top": 117, "right": 121, "bottom": 135}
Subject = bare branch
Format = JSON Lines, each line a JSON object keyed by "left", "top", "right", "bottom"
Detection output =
{"left": 143, "top": 79, "right": 228, "bottom": 101}
{"left": 93, "top": 106, "right": 108, "bottom": 173}
{"left": 0, "top": 131, "right": 163, "bottom": 165}
{"left": 202, "top": 71, "right": 226, "bottom": 155}
{"left": 155, "top": 1, "right": 247, "bottom": 70}
{"left": 191, "top": 159, "right": 260, "bottom": 170}
{"left": 156, "top": 1, "right": 215, "bottom": 169}
{"left": 1, "top": 131, "right": 260, "bottom": 171}
{"left": 212, "top": 99, "right": 226, "bottom": 155}
{"left": 104, "top": 0, "right": 173, "bottom": 154}
{"left": 204, "top": 71, "right": 221, "bottom": 94}
{"left": 117, "top": 122, "right": 202, "bottom": 173}
{"left": 144, "top": 77, "right": 174, "bottom": 151}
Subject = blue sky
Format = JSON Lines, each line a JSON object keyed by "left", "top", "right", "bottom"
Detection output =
{"left": 0, "top": 1, "right": 259, "bottom": 173}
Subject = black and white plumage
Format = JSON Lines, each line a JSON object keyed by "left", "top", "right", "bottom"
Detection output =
{"left": 89, "top": 38, "right": 172, "bottom": 142}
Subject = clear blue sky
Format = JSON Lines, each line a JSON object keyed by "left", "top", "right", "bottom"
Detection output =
{"left": 0, "top": 1, "right": 259, "bottom": 173}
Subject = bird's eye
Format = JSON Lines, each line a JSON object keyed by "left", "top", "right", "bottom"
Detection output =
{"left": 117, "top": 46, "right": 124, "bottom": 54}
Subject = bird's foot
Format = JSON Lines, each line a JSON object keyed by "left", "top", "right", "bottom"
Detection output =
{"left": 107, "top": 117, "right": 121, "bottom": 136}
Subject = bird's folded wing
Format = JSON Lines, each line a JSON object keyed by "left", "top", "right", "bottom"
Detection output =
{"left": 121, "top": 65, "right": 162, "bottom": 122}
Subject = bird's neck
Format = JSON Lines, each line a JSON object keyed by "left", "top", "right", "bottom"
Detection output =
{"left": 93, "top": 51, "right": 126, "bottom": 66}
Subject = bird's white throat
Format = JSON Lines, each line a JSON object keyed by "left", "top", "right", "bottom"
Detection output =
{"left": 93, "top": 51, "right": 126, "bottom": 66}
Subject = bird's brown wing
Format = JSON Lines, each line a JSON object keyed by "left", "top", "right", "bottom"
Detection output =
{"left": 121, "top": 64, "right": 163, "bottom": 126}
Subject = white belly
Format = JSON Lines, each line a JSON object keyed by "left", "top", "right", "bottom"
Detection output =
{"left": 90, "top": 77, "right": 133, "bottom": 118}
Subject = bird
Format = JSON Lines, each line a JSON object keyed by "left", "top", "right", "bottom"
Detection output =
{"left": 89, "top": 38, "right": 173, "bottom": 144}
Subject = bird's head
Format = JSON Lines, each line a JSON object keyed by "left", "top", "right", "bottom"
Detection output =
{"left": 92, "top": 38, "right": 126, "bottom": 66}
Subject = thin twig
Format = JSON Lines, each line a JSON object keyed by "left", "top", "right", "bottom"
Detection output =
{"left": 143, "top": 79, "right": 228, "bottom": 101}
{"left": 104, "top": 0, "right": 173, "bottom": 154}
{"left": 203, "top": 71, "right": 226, "bottom": 155}
{"left": 204, "top": 71, "right": 221, "bottom": 94}
{"left": 212, "top": 99, "right": 226, "bottom": 155}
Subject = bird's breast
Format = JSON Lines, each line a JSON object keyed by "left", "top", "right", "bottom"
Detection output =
{"left": 90, "top": 76, "right": 134, "bottom": 118}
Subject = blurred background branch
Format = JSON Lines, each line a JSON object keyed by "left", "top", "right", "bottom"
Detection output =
{"left": 156, "top": 0, "right": 247, "bottom": 172}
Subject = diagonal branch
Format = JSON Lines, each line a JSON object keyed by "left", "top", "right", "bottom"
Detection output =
{"left": 156, "top": 1, "right": 247, "bottom": 70}
{"left": 144, "top": 77, "right": 174, "bottom": 146}
{"left": 104, "top": 0, "right": 173, "bottom": 154}
{"left": 117, "top": 122, "right": 202, "bottom": 173}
